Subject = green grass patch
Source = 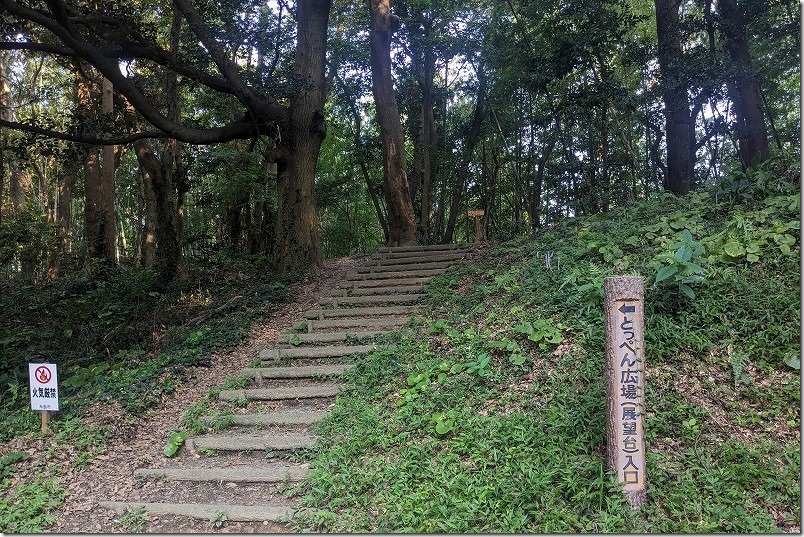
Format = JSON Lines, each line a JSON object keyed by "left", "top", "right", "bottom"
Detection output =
{"left": 297, "top": 167, "right": 800, "bottom": 532}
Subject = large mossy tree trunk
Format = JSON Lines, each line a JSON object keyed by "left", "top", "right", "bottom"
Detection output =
{"left": 369, "top": 0, "right": 417, "bottom": 247}
{"left": 270, "top": 0, "right": 330, "bottom": 273}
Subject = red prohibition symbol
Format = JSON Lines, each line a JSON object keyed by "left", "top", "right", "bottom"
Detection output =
{"left": 35, "top": 365, "right": 52, "bottom": 384}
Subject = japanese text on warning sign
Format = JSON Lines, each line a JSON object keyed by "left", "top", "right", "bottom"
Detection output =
{"left": 29, "top": 363, "right": 59, "bottom": 411}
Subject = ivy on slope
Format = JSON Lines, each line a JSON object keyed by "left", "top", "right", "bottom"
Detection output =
{"left": 297, "top": 177, "right": 800, "bottom": 532}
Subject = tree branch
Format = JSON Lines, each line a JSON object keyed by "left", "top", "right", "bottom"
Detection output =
{"left": 0, "top": 117, "right": 167, "bottom": 145}
{"left": 1, "top": 0, "right": 288, "bottom": 143}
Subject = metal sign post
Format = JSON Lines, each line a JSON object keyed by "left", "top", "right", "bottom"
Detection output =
{"left": 604, "top": 277, "right": 647, "bottom": 508}
{"left": 29, "top": 363, "right": 60, "bottom": 432}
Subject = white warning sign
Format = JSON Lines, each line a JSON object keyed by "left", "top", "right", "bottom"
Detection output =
{"left": 29, "top": 363, "right": 59, "bottom": 411}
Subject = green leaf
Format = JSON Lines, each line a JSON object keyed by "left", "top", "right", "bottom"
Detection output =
{"left": 784, "top": 354, "right": 801, "bottom": 370}
{"left": 679, "top": 283, "right": 695, "bottom": 299}
{"left": 450, "top": 363, "right": 464, "bottom": 374}
{"left": 675, "top": 244, "right": 692, "bottom": 263}
{"left": 655, "top": 265, "right": 678, "bottom": 283}
{"left": 723, "top": 241, "right": 746, "bottom": 258}
{"left": 745, "top": 242, "right": 762, "bottom": 254}
{"left": 509, "top": 353, "right": 526, "bottom": 365}
{"left": 435, "top": 420, "right": 454, "bottom": 435}
{"left": 680, "top": 261, "right": 705, "bottom": 275}
{"left": 746, "top": 253, "right": 760, "bottom": 263}
{"left": 163, "top": 431, "right": 187, "bottom": 457}
{"left": 681, "top": 229, "right": 693, "bottom": 242}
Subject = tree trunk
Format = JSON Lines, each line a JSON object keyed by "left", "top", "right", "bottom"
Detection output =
{"left": 80, "top": 71, "right": 116, "bottom": 264}
{"left": 140, "top": 161, "right": 157, "bottom": 269}
{"left": 529, "top": 133, "right": 557, "bottom": 230}
{"left": 369, "top": 0, "right": 417, "bottom": 246}
{"left": 270, "top": 0, "right": 330, "bottom": 272}
{"left": 0, "top": 53, "right": 9, "bottom": 225}
{"left": 101, "top": 77, "right": 117, "bottom": 262}
{"left": 718, "top": 0, "right": 770, "bottom": 167}
{"left": 410, "top": 24, "right": 436, "bottom": 244}
{"left": 334, "top": 73, "right": 389, "bottom": 242}
{"left": 443, "top": 75, "right": 485, "bottom": 244}
{"left": 655, "top": 0, "right": 695, "bottom": 195}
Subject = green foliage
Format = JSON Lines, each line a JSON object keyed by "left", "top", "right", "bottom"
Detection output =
{"left": 115, "top": 505, "right": 148, "bottom": 533}
{"left": 47, "top": 417, "right": 106, "bottom": 468}
{"left": 0, "top": 477, "right": 65, "bottom": 533}
{"left": 0, "top": 452, "right": 29, "bottom": 480}
{"left": 512, "top": 316, "right": 565, "bottom": 349}
{"left": 210, "top": 509, "right": 228, "bottom": 528}
{"left": 296, "top": 170, "right": 800, "bottom": 533}
{"left": 650, "top": 228, "right": 707, "bottom": 299}
{"left": 0, "top": 262, "right": 294, "bottom": 442}
{"left": 163, "top": 431, "right": 188, "bottom": 457}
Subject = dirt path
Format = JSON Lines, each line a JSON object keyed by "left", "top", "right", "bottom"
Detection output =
{"left": 5, "top": 256, "right": 363, "bottom": 534}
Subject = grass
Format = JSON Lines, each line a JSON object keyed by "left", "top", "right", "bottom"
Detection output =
{"left": 296, "top": 167, "right": 800, "bottom": 532}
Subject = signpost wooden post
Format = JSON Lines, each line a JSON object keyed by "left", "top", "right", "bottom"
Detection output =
{"left": 604, "top": 276, "right": 647, "bottom": 508}
{"left": 467, "top": 209, "right": 485, "bottom": 243}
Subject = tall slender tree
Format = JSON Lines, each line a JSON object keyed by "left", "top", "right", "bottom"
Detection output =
{"left": 654, "top": 0, "right": 694, "bottom": 195}
{"left": 369, "top": 0, "right": 417, "bottom": 246}
{"left": 717, "top": 0, "right": 770, "bottom": 167}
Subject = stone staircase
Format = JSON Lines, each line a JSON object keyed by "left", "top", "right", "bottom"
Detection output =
{"left": 98, "top": 243, "right": 475, "bottom": 529}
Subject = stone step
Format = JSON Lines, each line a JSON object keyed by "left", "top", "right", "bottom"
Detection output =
{"left": 279, "top": 331, "right": 384, "bottom": 344}
{"left": 355, "top": 261, "right": 457, "bottom": 273}
{"left": 367, "top": 252, "right": 468, "bottom": 265}
{"left": 99, "top": 501, "right": 294, "bottom": 523}
{"left": 259, "top": 344, "right": 376, "bottom": 360}
{"left": 319, "top": 294, "right": 425, "bottom": 307}
{"left": 134, "top": 464, "right": 309, "bottom": 483}
{"left": 189, "top": 433, "right": 317, "bottom": 452}
{"left": 345, "top": 268, "right": 447, "bottom": 280}
{"left": 202, "top": 410, "right": 329, "bottom": 427}
{"left": 337, "top": 277, "right": 431, "bottom": 289}
{"left": 376, "top": 243, "right": 471, "bottom": 253}
{"left": 305, "top": 317, "right": 407, "bottom": 332}
{"left": 239, "top": 364, "right": 352, "bottom": 379}
{"left": 218, "top": 384, "right": 341, "bottom": 402}
{"left": 303, "top": 306, "right": 418, "bottom": 319}
{"left": 328, "top": 284, "right": 424, "bottom": 297}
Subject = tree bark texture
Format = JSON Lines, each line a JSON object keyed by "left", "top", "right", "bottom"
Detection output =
{"left": 271, "top": 0, "right": 330, "bottom": 272}
{"left": 100, "top": 77, "right": 117, "bottom": 262}
{"left": 370, "top": 0, "right": 417, "bottom": 246}
{"left": 409, "top": 24, "right": 436, "bottom": 244}
{"left": 0, "top": 53, "right": 9, "bottom": 225}
{"left": 654, "top": 0, "right": 695, "bottom": 195}
{"left": 717, "top": 0, "right": 770, "bottom": 167}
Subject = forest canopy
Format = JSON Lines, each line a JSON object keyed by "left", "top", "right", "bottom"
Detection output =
{"left": 0, "top": 0, "right": 799, "bottom": 282}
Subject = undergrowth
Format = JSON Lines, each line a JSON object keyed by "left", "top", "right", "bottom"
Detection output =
{"left": 296, "top": 164, "right": 800, "bottom": 532}
{"left": 0, "top": 258, "right": 296, "bottom": 532}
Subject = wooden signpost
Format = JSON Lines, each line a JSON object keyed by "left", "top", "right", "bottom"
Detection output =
{"left": 468, "top": 209, "right": 485, "bottom": 243}
{"left": 604, "top": 276, "right": 647, "bottom": 508}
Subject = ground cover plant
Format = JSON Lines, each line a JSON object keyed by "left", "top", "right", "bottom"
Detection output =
{"left": 296, "top": 159, "right": 800, "bottom": 532}
{"left": 0, "top": 258, "right": 296, "bottom": 532}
